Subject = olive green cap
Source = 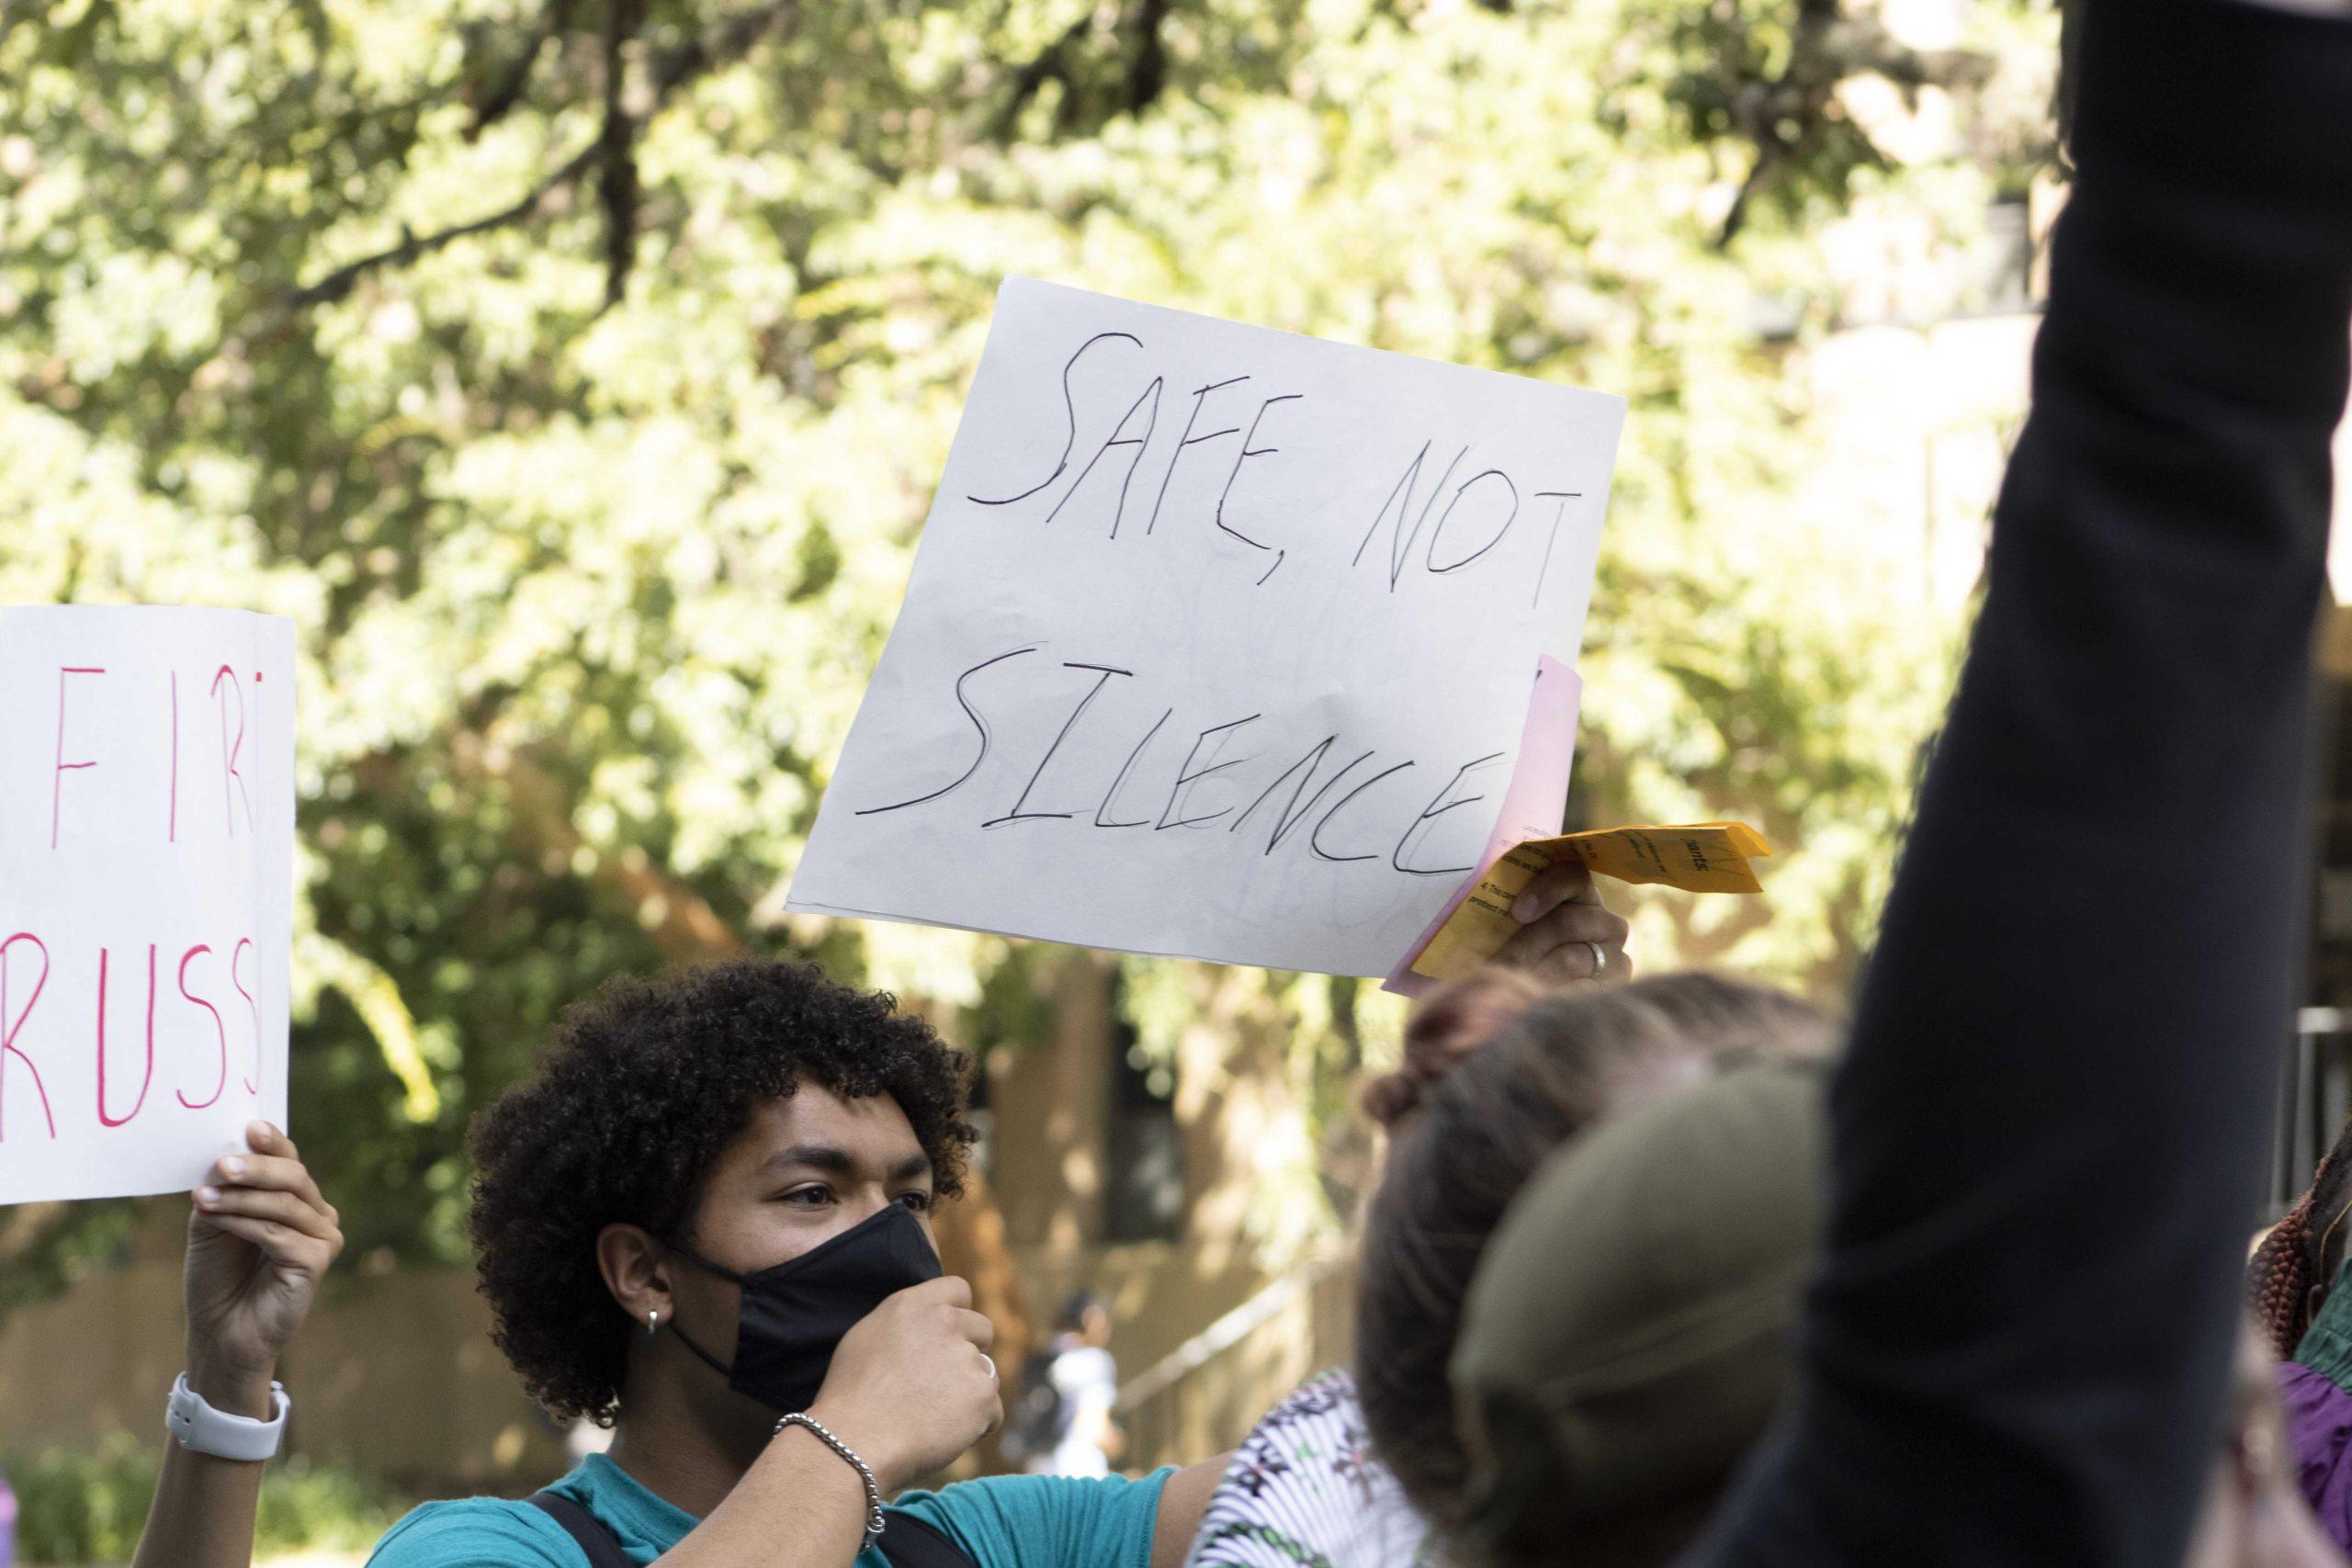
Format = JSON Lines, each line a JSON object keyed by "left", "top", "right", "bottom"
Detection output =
{"left": 1449, "top": 1059, "right": 1827, "bottom": 1556}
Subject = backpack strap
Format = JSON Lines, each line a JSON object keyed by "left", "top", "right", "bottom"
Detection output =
{"left": 879, "top": 1510, "right": 981, "bottom": 1568}
{"left": 526, "top": 1490, "right": 634, "bottom": 1568}
{"left": 526, "top": 1483, "right": 978, "bottom": 1568}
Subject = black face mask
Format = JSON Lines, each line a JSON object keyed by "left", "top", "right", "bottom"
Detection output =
{"left": 665, "top": 1201, "right": 942, "bottom": 1414}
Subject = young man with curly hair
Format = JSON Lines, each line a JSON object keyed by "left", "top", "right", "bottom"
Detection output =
{"left": 331, "top": 861, "right": 1618, "bottom": 1568}
{"left": 362, "top": 957, "right": 1226, "bottom": 1568}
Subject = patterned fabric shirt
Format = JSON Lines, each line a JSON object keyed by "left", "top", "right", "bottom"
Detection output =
{"left": 1182, "top": 1371, "right": 1436, "bottom": 1568}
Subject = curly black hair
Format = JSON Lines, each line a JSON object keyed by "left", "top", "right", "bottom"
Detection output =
{"left": 466, "top": 957, "right": 975, "bottom": 1426}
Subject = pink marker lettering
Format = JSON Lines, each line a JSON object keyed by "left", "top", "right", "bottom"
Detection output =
{"left": 0, "top": 933, "right": 55, "bottom": 1141}
{"left": 95, "top": 944, "right": 157, "bottom": 1128}
{"left": 51, "top": 667, "right": 106, "bottom": 850}
{"left": 211, "top": 666, "right": 252, "bottom": 837}
{"left": 176, "top": 945, "right": 227, "bottom": 1111}
{"left": 232, "top": 938, "right": 261, "bottom": 1096}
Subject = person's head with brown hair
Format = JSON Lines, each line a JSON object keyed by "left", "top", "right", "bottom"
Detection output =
{"left": 2250, "top": 1115, "right": 2352, "bottom": 1359}
{"left": 1358, "top": 967, "right": 1547, "bottom": 1129}
{"left": 1354, "top": 971, "right": 1837, "bottom": 1530}
{"left": 1444, "top": 1069, "right": 2348, "bottom": 1568}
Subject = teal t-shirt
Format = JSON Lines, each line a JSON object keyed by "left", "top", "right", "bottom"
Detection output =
{"left": 366, "top": 1452, "right": 1170, "bottom": 1568}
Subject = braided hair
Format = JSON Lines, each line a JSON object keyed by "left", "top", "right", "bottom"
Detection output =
{"left": 2251, "top": 1115, "right": 2352, "bottom": 1359}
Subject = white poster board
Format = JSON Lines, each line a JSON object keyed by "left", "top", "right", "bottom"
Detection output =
{"left": 789, "top": 279, "right": 1623, "bottom": 976}
{"left": 0, "top": 606, "right": 297, "bottom": 1203}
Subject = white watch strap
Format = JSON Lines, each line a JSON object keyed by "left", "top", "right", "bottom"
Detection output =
{"left": 166, "top": 1371, "right": 289, "bottom": 1461}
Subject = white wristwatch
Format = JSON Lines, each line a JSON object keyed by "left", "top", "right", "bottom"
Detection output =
{"left": 165, "top": 1371, "right": 289, "bottom": 1461}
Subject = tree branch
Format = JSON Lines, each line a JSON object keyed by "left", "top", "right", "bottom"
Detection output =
{"left": 646, "top": 0, "right": 799, "bottom": 98}
{"left": 466, "top": 0, "right": 576, "bottom": 142}
{"left": 599, "top": 0, "right": 644, "bottom": 310}
{"left": 991, "top": 13, "right": 1095, "bottom": 140}
{"left": 282, "top": 0, "right": 799, "bottom": 312}
{"left": 1124, "top": 0, "right": 1171, "bottom": 116}
{"left": 1710, "top": 0, "right": 1990, "bottom": 250}
{"left": 1714, "top": 137, "right": 1783, "bottom": 250}
{"left": 444, "top": 730, "right": 750, "bottom": 965}
{"left": 285, "top": 140, "right": 604, "bottom": 310}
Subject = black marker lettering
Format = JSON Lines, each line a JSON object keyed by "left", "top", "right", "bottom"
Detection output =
{"left": 1157, "top": 715, "right": 1261, "bottom": 830}
{"left": 1309, "top": 761, "right": 1416, "bottom": 863}
{"left": 967, "top": 333, "right": 1142, "bottom": 509}
{"left": 1215, "top": 394, "right": 1304, "bottom": 581}
{"left": 1354, "top": 441, "right": 1466, "bottom": 590}
{"left": 1095, "top": 707, "right": 1174, "bottom": 828}
{"left": 1427, "top": 470, "right": 1520, "bottom": 574}
{"left": 1046, "top": 378, "right": 1164, "bottom": 537}
{"left": 984, "top": 663, "right": 1134, "bottom": 828}
{"left": 1392, "top": 752, "right": 1508, "bottom": 875}
{"left": 1531, "top": 491, "right": 1581, "bottom": 608}
{"left": 1229, "top": 738, "right": 1374, "bottom": 856}
{"left": 1148, "top": 376, "right": 1250, "bottom": 535}
{"left": 855, "top": 645, "right": 1040, "bottom": 815}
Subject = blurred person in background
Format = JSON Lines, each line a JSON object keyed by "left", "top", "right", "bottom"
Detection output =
{"left": 2193, "top": 1325, "right": 2350, "bottom": 1568}
{"left": 1007, "top": 1294, "right": 1123, "bottom": 1479}
{"left": 2249, "top": 1114, "right": 2352, "bottom": 1550}
{"left": 2248, "top": 1112, "right": 2352, "bottom": 1361}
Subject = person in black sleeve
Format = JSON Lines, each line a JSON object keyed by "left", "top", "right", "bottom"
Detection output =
{"left": 1667, "top": 1, "right": 2352, "bottom": 1562}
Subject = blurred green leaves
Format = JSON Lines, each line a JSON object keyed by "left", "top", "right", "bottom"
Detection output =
{"left": 0, "top": 0, "right": 2051, "bottom": 1274}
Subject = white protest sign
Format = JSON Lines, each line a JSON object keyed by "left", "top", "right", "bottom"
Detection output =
{"left": 788, "top": 278, "right": 1623, "bottom": 976}
{"left": 0, "top": 606, "right": 296, "bottom": 1203}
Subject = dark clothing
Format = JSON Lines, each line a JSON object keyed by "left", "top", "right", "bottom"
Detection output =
{"left": 1687, "top": 4, "right": 2352, "bottom": 1565}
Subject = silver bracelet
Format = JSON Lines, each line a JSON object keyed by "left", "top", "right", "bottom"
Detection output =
{"left": 775, "top": 1412, "right": 887, "bottom": 1550}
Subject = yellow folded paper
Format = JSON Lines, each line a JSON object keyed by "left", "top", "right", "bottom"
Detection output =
{"left": 1409, "top": 822, "right": 1773, "bottom": 983}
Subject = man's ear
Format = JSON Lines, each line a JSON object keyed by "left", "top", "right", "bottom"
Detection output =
{"left": 598, "top": 1222, "right": 674, "bottom": 1331}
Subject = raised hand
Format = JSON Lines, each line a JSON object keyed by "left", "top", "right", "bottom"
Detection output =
{"left": 183, "top": 1122, "right": 344, "bottom": 1413}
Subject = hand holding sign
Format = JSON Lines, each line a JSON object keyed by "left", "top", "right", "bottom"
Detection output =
{"left": 1487, "top": 861, "right": 1633, "bottom": 985}
{"left": 184, "top": 1121, "right": 342, "bottom": 1412}
{"left": 0, "top": 606, "right": 297, "bottom": 1204}
{"left": 1406, "top": 822, "right": 1774, "bottom": 985}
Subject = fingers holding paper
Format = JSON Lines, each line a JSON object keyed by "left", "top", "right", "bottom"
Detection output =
{"left": 185, "top": 1122, "right": 344, "bottom": 1387}
{"left": 1491, "top": 860, "right": 1632, "bottom": 985}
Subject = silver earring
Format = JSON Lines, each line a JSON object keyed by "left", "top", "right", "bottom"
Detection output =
{"left": 648, "top": 1310, "right": 660, "bottom": 1337}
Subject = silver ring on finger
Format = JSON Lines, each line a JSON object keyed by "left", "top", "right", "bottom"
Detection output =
{"left": 1585, "top": 940, "right": 1606, "bottom": 977}
{"left": 979, "top": 1352, "right": 997, "bottom": 1382}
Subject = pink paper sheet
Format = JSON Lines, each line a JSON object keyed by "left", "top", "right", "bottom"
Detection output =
{"left": 1382, "top": 658, "right": 1581, "bottom": 998}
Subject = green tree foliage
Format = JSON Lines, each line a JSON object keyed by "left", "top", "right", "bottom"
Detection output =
{"left": 7, "top": 1431, "right": 399, "bottom": 1562}
{"left": 0, "top": 0, "right": 2052, "bottom": 1276}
